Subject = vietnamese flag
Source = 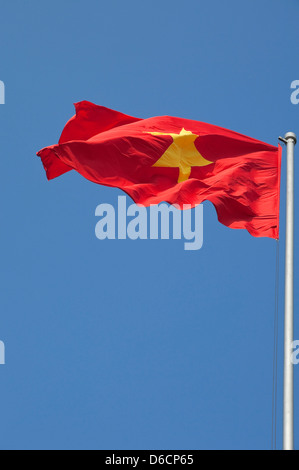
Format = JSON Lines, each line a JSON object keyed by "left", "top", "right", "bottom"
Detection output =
{"left": 37, "top": 101, "right": 281, "bottom": 239}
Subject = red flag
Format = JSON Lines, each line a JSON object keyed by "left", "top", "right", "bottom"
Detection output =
{"left": 37, "top": 101, "right": 281, "bottom": 239}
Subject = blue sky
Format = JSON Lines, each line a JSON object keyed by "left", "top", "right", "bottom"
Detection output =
{"left": 0, "top": 0, "right": 298, "bottom": 450}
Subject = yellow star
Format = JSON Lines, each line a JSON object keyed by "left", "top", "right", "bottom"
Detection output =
{"left": 148, "top": 128, "right": 213, "bottom": 183}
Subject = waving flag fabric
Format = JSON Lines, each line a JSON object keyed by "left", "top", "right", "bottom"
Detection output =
{"left": 37, "top": 101, "right": 281, "bottom": 238}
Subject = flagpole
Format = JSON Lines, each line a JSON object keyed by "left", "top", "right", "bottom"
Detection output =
{"left": 283, "top": 132, "right": 296, "bottom": 451}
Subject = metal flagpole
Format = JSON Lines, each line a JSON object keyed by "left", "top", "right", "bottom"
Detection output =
{"left": 282, "top": 132, "right": 296, "bottom": 450}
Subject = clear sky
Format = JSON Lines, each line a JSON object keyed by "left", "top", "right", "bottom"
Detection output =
{"left": 0, "top": 0, "right": 298, "bottom": 450}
